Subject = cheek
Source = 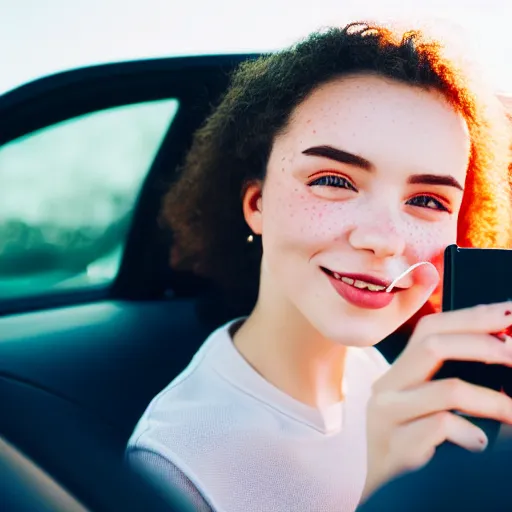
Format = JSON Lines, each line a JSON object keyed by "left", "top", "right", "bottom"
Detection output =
{"left": 262, "top": 183, "right": 357, "bottom": 246}
{"left": 402, "top": 217, "right": 457, "bottom": 262}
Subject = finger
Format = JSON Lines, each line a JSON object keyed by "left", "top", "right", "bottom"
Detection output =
{"left": 375, "top": 332, "right": 512, "bottom": 391}
{"left": 374, "top": 378, "right": 512, "bottom": 425}
{"left": 391, "top": 412, "right": 487, "bottom": 473}
{"left": 411, "top": 301, "right": 512, "bottom": 342}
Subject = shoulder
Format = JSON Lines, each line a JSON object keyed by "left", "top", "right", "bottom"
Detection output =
{"left": 126, "top": 352, "right": 266, "bottom": 505}
{"left": 127, "top": 317, "right": 256, "bottom": 455}
{"left": 126, "top": 448, "right": 214, "bottom": 512}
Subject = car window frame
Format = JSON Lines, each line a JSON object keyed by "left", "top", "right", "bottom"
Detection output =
{"left": 0, "top": 54, "right": 260, "bottom": 316}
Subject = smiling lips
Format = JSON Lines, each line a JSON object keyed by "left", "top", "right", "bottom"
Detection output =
{"left": 321, "top": 267, "right": 406, "bottom": 309}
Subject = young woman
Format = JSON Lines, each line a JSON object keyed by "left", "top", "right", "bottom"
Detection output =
{"left": 126, "top": 23, "right": 512, "bottom": 512}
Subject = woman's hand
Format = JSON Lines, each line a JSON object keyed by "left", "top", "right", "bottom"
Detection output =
{"left": 362, "top": 297, "right": 512, "bottom": 502}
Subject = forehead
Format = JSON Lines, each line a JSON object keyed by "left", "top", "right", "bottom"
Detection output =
{"left": 282, "top": 74, "right": 470, "bottom": 177}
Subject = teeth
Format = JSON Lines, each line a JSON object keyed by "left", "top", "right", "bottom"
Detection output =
{"left": 367, "top": 283, "right": 386, "bottom": 292}
{"left": 353, "top": 279, "right": 386, "bottom": 291}
{"left": 330, "top": 272, "right": 386, "bottom": 292}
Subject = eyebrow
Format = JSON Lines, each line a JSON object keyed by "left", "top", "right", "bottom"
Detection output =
{"left": 407, "top": 173, "right": 464, "bottom": 191}
{"left": 302, "top": 145, "right": 372, "bottom": 170}
{"left": 302, "top": 145, "right": 464, "bottom": 191}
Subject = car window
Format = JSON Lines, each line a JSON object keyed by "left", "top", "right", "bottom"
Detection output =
{"left": 0, "top": 99, "right": 179, "bottom": 300}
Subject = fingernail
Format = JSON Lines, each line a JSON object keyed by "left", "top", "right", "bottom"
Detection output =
{"left": 473, "top": 433, "right": 488, "bottom": 452}
{"left": 506, "top": 311, "right": 512, "bottom": 316}
{"left": 477, "top": 435, "right": 488, "bottom": 451}
{"left": 493, "top": 323, "right": 512, "bottom": 339}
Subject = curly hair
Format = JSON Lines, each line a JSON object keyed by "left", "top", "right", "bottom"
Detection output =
{"left": 162, "top": 22, "right": 511, "bottom": 319}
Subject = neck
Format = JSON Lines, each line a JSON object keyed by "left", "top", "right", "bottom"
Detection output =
{"left": 233, "top": 273, "right": 348, "bottom": 409}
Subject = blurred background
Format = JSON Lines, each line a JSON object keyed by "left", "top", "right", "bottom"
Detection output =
{"left": 1, "top": 0, "right": 511, "bottom": 300}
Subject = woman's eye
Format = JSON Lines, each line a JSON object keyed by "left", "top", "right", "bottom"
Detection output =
{"left": 308, "top": 174, "right": 357, "bottom": 191}
{"left": 407, "top": 195, "right": 449, "bottom": 212}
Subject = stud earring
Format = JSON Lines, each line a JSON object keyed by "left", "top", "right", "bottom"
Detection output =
{"left": 247, "top": 234, "right": 254, "bottom": 243}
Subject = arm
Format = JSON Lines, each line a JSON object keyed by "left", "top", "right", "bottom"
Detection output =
{"left": 127, "top": 448, "right": 214, "bottom": 512}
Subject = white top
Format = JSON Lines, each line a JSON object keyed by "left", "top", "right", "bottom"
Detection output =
{"left": 126, "top": 319, "right": 390, "bottom": 512}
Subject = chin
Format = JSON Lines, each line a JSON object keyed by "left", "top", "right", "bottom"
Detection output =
{"left": 318, "top": 319, "right": 397, "bottom": 348}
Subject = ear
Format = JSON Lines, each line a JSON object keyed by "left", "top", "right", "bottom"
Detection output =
{"left": 242, "top": 181, "right": 263, "bottom": 236}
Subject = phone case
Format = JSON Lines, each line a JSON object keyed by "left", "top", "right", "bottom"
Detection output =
{"left": 438, "top": 244, "right": 512, "bottom": 449}
{"left": 442, "top": 244, "right": 512, "bottom": 311}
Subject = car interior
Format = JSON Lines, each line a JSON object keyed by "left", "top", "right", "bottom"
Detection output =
{"left": 0, "top": 55, "right": 255, "bottom": 511}
{"left": 0, "top": 54, "right": 510, "bottom": 511}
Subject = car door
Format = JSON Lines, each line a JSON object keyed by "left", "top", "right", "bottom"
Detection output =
{"left": 0, "top": 54, "right": 256, "bottom": 511}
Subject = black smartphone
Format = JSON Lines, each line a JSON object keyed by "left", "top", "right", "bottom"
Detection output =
{"left": 436, "top": 244, "right": 512, "bottom": 448}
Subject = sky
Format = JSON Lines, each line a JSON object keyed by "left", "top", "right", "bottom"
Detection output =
{"left": 1, "top": 0, "right": 512, "bottom": 94}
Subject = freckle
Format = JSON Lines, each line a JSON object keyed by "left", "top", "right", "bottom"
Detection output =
{"left": 281, "top": 167, "right": 285, "bottom": 172}
{"left": 313, "top": 130, "right": 316, "bottom": 134}
{"left": 306, "top": 119, "right": 311, "bottom": 124}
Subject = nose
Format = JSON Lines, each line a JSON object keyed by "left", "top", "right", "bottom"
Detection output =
{"left": 348, "top": 219, "right": 406, "bottom": 259}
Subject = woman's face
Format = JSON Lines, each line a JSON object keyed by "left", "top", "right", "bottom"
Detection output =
{"left": 245, "top": 74, "right": 470, "bottom": 347}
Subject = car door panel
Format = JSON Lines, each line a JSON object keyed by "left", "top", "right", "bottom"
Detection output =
{"left": 0, "top": 299, "right": 210, "bottom": 440}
